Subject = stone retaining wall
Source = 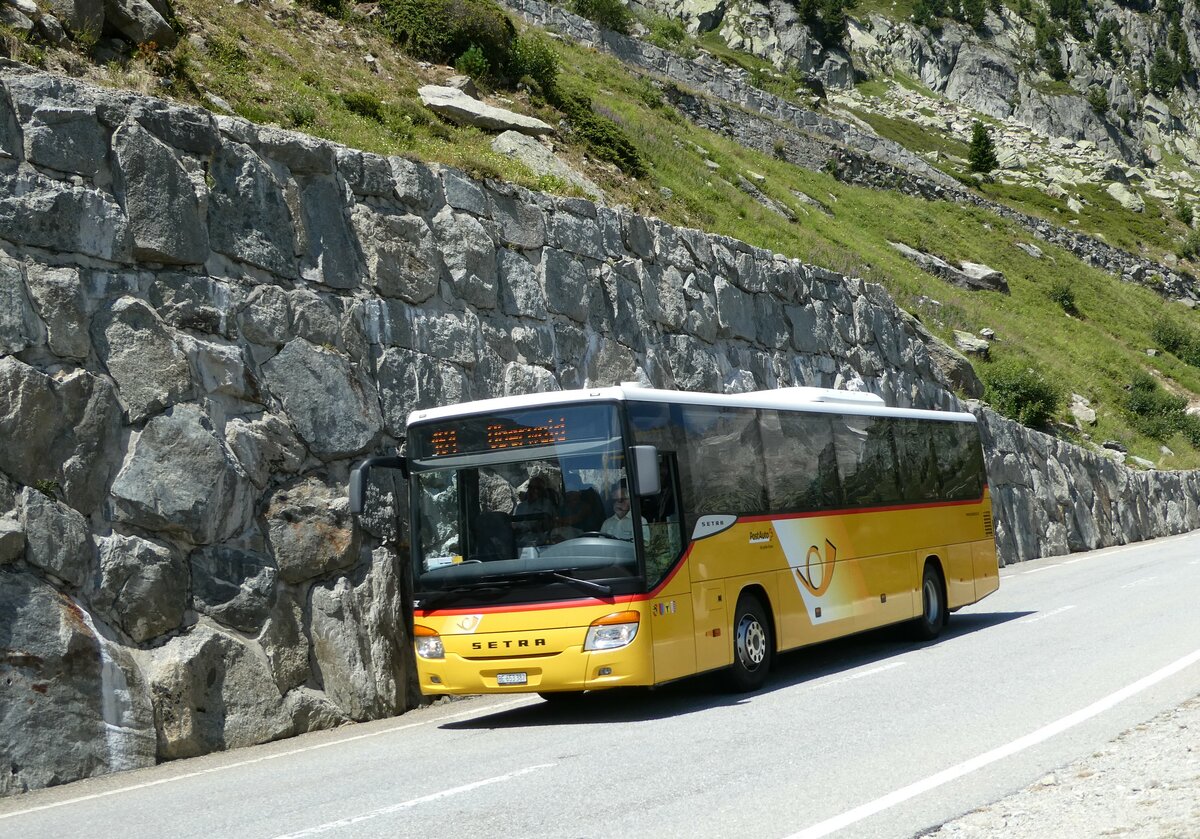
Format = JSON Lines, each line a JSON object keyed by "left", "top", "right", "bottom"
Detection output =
{"left": 1, "top": 63, "right": 1198, "bottom": 795}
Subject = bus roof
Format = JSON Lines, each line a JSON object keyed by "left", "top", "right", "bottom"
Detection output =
{"left": 406, "top": 384, "right": 977, "bottom": 427}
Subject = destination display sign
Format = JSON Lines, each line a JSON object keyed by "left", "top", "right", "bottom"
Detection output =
{"left": 411, "top": 405, "right": 616, "bottom": 460}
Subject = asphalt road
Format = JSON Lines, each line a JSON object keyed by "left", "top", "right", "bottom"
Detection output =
{"left": 4, "top": 532, "right": 1200, "bottom": 839}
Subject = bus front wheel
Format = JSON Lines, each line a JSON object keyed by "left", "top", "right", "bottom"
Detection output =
{"left": 726, "top": 594, "right": 772, "bottom": 692}
{"left": 911, "top": 564, "right": 946, "bottom": 641}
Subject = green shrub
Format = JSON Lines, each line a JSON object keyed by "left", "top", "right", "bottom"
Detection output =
{"left": 508, "top": 32, "right": 558, "bottom": 94}
{"left": 1048, "top": 279, "right": 1078, "bottom": 314}
{"left": 284, "top": 98, "right": 318, "bottom": 128}
{"left": 206, "top": 34, "right": 250, "bottom": 75}
{"left": 979, "top": 356, "right": 1063, "bottom": 427}
{"left": 341, "top": 90, "right": 385, "bottom": 122}
{"left": 1151, "top": 317, "right": 1200, "bottom": 367}
{"left": 1125, "top": 371, "right": 1187, "bottom": 440}
{"left": 1176, "top": 197, "right": 1194, "bottom": 226}
{"left": 34, "top": 479, "right": 61, "bottom": 499}
{"left": 379, "top": 0, "right": 515, "bottom": 73}
{"left": 551, "top": 85, "right": 647, "bottom": 177}
{"left": 455, "top": 43, "right": 490, "bottom": 80}
{"left": 645, "top": 15, "right": 694, "bottom": 56}
{"left": 572, "top": 0, "right": 633, "bottom": 34}
{"left": 301, "top": 0, "right": 346, "bottom": 17}
{"left": 1177, "top": 229, "right": 1200, "bottom": 261}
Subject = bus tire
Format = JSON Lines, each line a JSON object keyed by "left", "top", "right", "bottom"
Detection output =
{"left": 911, "top": 563, "right": 946, "bottom": 641}
{"left": 726, "top": 593, "right": 772, "bottom": 692}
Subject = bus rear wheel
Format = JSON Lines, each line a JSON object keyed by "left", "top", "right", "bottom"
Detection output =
{"left": 911, "top": 564, "right": 946, "bottom": 641}
{"left": 725, "top": 594, "right": 772, "bottom": 692}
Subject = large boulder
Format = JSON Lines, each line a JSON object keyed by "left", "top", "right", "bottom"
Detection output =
{"left": 308, "top": 548, "right": 415, "bottom": 720}
{"left": 44, "top": 0, "right": 104, "bottom": 39}
{"left": 189, "top": 545, "right": 277, "bottom": 633}
{"left": 0, "top": 166, "right": 132, "bottom": 262}
{"left": 207, "top": 140, "right": 297, "bottom": 278}
{"left": 93, "top": 297, "right": 194, "bottom": 424}
{"left": 0, "top": 358, "right": 123, "bottom": 514}
{"left": 110, "top": 404, "right": 255, "bottom": 544}
{"left": 431, "top": 206, "right": 498, "bottom": 310}
{"left": 92, "top": 533, "right": 187, "bottom": 643}
{"left": 112, "top": 117, "right": 208, "bottom": 264}
{"left": 0, "top": 256, "right": 40, "bottom": 356}
{"left": 0, "top": 572, "right": 156, "bottom": 794}
{"left": 350, "top": 206, "right": 442, "bottom": 304}
{"left": 943, "top": 47, "right": 1019, "bottom": 121}
{"left": 19, "top": 487, "right": 93, "bottom": 588}
{"left": 260, "top": 339, "right": 382, "bottom": 460}
{"left": 103, "top": 0, "right": 177, "bottom": 47}
{"left": 25, "top": 264, "right": 91, "bottom": 360}
{"left": 490, "top": 131, "right": 603, "bottom": 200}
{"left": 143, "top": 625, "right": 293, "bottom": 760}
{"left": 417, "top": 85, "right": 554, "bottom": 135}
{"left": 266, "top": 476, "right": 359, "bottom": 584}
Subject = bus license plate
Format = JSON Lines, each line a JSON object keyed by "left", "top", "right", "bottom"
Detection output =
{"left": 496, "top": 672, "right": 527, "bottom": 686}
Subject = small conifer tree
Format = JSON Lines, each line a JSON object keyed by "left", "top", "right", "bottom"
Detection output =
{"left": 967, "top": 121, "right": 999, "bottom": 173}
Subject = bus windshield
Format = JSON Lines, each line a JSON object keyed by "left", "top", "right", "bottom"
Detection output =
{"left": 408, "top": 403, "right": 643, "bottom": 607}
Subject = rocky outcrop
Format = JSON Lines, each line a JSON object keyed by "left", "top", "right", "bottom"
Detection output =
{"left": 890, "top": 242, "right": 1010, "bottom": 294}
{"left": 2, "top": 0, "right": 175, "bottom": 52}
{"left": 502, "top": 0, "right": 1198, "bottom": 306}
{"left": 418, "top": 85, "right": 555, "bottom": 135}
{"left": 503, "top": 0, "right": 958, "bottom": 190}
{"left": 1, "top": 66, "right": 1198, "bottom": 795}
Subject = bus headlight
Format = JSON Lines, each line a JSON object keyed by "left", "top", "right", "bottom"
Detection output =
{"left": 584, "top": 611, "right": 640, "bottom": 651}
{"left": 414, "top": 624, "right": 444, "bottom": 659}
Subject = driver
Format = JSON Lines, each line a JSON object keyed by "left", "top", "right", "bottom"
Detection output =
{"left": 551, "top": 486, "right": 605, "bottom": 541}
{"left": 600, "top": 482, "right": 649, "bottom": 543}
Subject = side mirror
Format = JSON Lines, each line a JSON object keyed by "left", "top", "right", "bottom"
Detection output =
{"left": 349, "top": 455, "right": 408, "bottom": 515}
{"left": 630, "top": 445, "right": 660, "bottom": 497}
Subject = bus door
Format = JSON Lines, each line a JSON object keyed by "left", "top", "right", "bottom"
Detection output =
{"left": 642, "top": 453, "right": 697, "bottom": 683}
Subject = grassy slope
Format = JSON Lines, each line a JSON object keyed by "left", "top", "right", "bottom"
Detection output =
{"left": 62, "top": 0, "right": 1200, "bottom": 467}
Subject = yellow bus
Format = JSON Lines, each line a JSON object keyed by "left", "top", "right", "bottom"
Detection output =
{"left": 350, "top": 385, "right": 999, "bottom": 699}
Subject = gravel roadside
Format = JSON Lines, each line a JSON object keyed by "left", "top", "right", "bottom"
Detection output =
{"left": 918, "top": 695, "right": 1200, "bottom": 837}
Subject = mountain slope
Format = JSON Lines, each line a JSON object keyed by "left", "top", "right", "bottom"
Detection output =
{"left": 7, "top": 0, "right": 1200, "bottom": 466}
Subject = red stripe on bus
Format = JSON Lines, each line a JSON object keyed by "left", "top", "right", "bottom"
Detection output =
{"left": 415, "top": 546, "right": 697, "bottom": 618}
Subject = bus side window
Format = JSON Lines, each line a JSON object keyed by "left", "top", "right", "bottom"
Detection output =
{"left": 894, "top": 419, "right": 943, "bottom": 502}
{"left": 761, "top": 410, "right": 841, "bottom": 512}
{"left": 936, "top": 422, "right": 985, "bottom": 500}
{"left": 834, "top": 415, "right": 903, "bottom": 507}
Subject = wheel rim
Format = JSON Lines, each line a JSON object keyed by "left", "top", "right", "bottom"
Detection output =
{"left": 736, "top": 612, "right": 767, "bottom": 671}
{"left": 923, "top": 576, "right": 941, "bottom": 626}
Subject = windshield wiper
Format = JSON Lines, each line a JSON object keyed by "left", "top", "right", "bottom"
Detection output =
{"left": 508, "top": 569, "right": 613, "bottom": 597}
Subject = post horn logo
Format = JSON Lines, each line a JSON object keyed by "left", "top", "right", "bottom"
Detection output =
{"left": 795, "top": 539, "right": 836, "bottom": 596}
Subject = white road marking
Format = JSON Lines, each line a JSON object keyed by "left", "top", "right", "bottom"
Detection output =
{"left": 271, "top": 763, "right": 556, "bottom": 838}
{"left": 784, "top": 647, "right": 1200, "bottom": 839}
{"left": 0, "top": 697, "right": 539, "bottom": 821}
{"left": 1012, "top": 544, "right": 1143, "bottom": 576}
{"left": 812, "top": 662, "right": 905, "bottom": 688}
{"left": 1120, "top": 576, "right": 1159, "bottom": 590}
{"left": 1016, "top": 605, "right": 1077, "bottom": 625}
